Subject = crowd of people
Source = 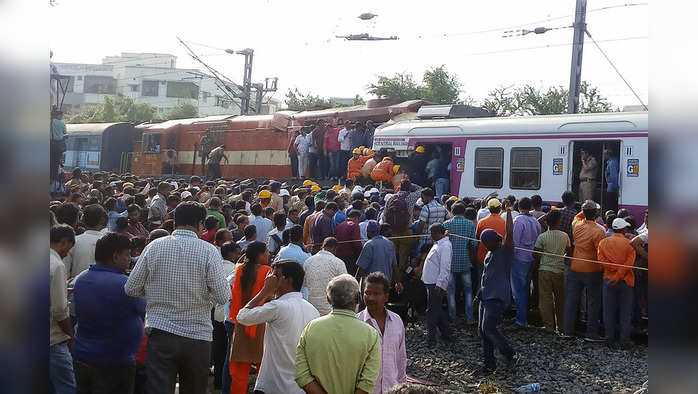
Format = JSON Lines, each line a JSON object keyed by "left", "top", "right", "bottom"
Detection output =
{"left": 49, "top": 164, "right": 648, "bottom": 393}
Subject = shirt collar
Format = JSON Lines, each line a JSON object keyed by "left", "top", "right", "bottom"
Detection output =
{"left": 437, "top": 237, "right": 449, "bottom": 245}
{"left": 330, "top": 309, "right": 358, "bottom": 318}
{"left": 172, "top": 229, "right": 198, "bottom": 238}
{"left": 50, "top": 248, "right": 61, "bottom": 260}
{"left": 84, "top": 229, "right": 102, "bottom": 235}
{"left": 89, "top": 264, "right": 124, "bottom": 275}
{"left": 360, "top": 307, "right": 393, "bottom": 323}
{"left": 277, "top": 292, "right": 303, "bottom": 301}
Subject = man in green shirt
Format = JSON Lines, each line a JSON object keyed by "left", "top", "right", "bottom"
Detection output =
{"left": 50, "top": 109, "right": 67, "bottom": 181}
{"left": 206, "top": 196, "right": 227, "bottom": 229}
{"left": 534, "top": 209, "right": 573, "bottom": 334}
{"left": 295, "top": 274, "right": 381, "bottom": 394}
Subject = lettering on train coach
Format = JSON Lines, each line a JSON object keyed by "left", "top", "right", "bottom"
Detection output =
{"left": 627, "top": 158, "right": 639, "bottom": 177}
{"left": 553, "top": 158, "right": 563, "bottom": 175}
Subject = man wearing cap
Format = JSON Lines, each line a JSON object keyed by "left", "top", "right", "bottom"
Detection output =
{"left": 475, "top": 203, "right": 516, "bottom": 374}
{"left": 408, "top": 146, "right": 429, "bottom": 186}
{"left": 598, "top": 217, "right": 636, "bottom": 349}
{"left": 347, "top": 148, "right": 364, "bottom": 181}
{"left": 360, "top": 151, "right": 379, "bottom": 182}
{"left": 280, "top": 189, "right": 291, "bottom": 212}
{"left": 562, "top": 200, "right": 606, "bottom": 341}
{"left": 579, "top": 149, "right": 598, "bottom": 202}
{"left": 370, "top": 156, "right": 395, "bottom": 185}
{"left": 259, "top": 189, "right": 272, "bottom": 209}
{"left": 180, "top": 190, "right": 193, "bottom": 202}
{"left": 392, "top": 165, "right": 408, "bottom": 190}
{"left": 269, "top": 182, "right": 284, "bottom": 213}
{"left": 148, "top": 182, "right": 171, "bottom": 227}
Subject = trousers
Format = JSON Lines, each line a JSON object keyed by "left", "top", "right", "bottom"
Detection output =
{"left": 478, "top": 299, "right": 514, "bottom": 370}
{"left": 229, "top": 362, "right": 252, "bottom": 394}
{"left": 425, "top": 284, "right": 451, "bottom": 344}
{"left": 74, "top": 359, "right": 135, "bottom": 394}
{"left": 538, "top": 270, "right": 565, "bottom": 332}
{"left": 50, "top": 342, "right": 76, "bottom": 394}
{"left": 447, "top": 271, "right": 473, "bottom": 321}
{"left": 208, "top": 162, "right": 222, "bottom": 180}
{"left": 212, "top": 320, "right": 227, "bottom": 389}
{"left": 221, "top": 320, "right": 234, "bottom": 394}
{"left": 510, "top": 259, "right": 532, "bottom": 326}
{"left": 145, "top": 329, "right": 211, "bottom": 394}
{"left": 289, "top": 154, "right": 298, "bottom": 178}
{"left": 435, "top": 178, "right": 450, "bottom": 198}
{"left": 297, "top": 154, "right": 308, "bottom": 178}
{"left": 391, "top": 229, "right": 414, "bottom": 282}
{"left": 579, "top": 180, "right": 595, "bottom": 202}
{"left": 603, "top": 279, "right": 634, "bottom": 343}
{"left": 328, "top": 151, "right": 340, "bottom": 178}
{"left": 563, "top": 270, "right": 603, "bottom": 337}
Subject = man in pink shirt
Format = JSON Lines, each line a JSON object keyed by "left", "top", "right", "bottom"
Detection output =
{"left": 324, "top": 122, "right": 342, "bottom": 181}
{"left": 358, "top": 272, "right": 407, "bottom": 394}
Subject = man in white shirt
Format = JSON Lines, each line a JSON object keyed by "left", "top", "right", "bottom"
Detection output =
{"left": 237, "top": 259, "right": 320, "bottom": 394}
{"left": 294, "top": 128, "right": 311, "bottom": 178}
{"left": 50, "top": 224, "right": 77, "bottom": 394}
{"left": 302, "top": 237, "right": 348, "bottom": 315}
{"left": 420, "top": 223, "right": 453, "bottom": 348}
{"left": 338, "top": 120, "right": 353, "bottom": 177}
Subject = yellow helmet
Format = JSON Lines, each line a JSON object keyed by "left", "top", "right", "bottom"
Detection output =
{"left": 393, "top": 165, "right": 400, "bottom": 174}
{"left": 416, "top": 146, "right": 425, "bottom": 153}
{"left": 363, "top": 148, "right": 373, "bottom": 156}
{"left": 352, "top": 148, "right": 362, "bottom": 155}
{"left": 448, "top": 196, "right": 459, "bottom": 202}
{"left": 359, "top": 146, "right": 365, "bottom": 151}
{"left": 332, "top": 185, "right": 342, "bottom": 191}
{"left": 311, "top": 185, "right": 321, "bottom": 192}
{"left": 302, "top": 180, "right": 314, "bottom": 187}
{"left": 259, "top": 190, "right": 271, "bottom": 199}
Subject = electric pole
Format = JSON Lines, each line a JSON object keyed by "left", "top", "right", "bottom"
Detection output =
{"left": 567, "top": 0, "right": 587, "bottom": 113}
{"left": 237, "top": 48, "right": 254, "bottom": 115}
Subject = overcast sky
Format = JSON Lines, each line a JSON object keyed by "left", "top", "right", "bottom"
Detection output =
{"left": 50, "top": 0, "right": 648, "bottom": 108}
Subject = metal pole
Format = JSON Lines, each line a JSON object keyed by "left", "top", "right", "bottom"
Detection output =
{"left": 567, "top": 0, "right": 587, "bottom": 114}
{"left": 240, "top": 49, "right": 254, "bottom": 114}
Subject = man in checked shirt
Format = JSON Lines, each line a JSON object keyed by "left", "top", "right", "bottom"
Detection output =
{"left": 125, "top": 201, "right": 231, "bottom": 394}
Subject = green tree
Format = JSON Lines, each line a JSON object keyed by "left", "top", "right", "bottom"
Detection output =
{"left": 167, "top": 101, "right": 198, "bottom": 120}
{"left": 421, "top": 65, "right": 462, "bottom": 104}
{"left": 284, "top": 88, "right": 350, "bottom": 111}
{"left": 367, "top": 72, "right": 424, "bottom": 102}
{"left": 66, "top": 95, "right": 156, "bottom": 123}
{"left": 352, "top": 94, "right": 366, "bottom": 106}
{"left": 483, "top": 81, "right": 614, "bottom": 116}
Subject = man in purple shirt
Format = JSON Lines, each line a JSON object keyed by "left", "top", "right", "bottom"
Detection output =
{"left": 311, "top": 202, "right": 338, "bottom": 254}
{"left": 358, "top": 272, "right": 407, "bottom": 394}
{"left": 511, "top": 197, "right": 541, "bottom": 327}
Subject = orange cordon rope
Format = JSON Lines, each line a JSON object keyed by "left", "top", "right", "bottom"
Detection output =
{"left": 302, "top": 233, "right": 648, "bottom": 272}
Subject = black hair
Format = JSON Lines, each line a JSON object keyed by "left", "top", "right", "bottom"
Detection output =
{"left": 365, "top": 207, "right": 377, "bottom": 221}
{"left": 325, "top": 202, "right": 338, "bottom": 212}
{"left": 130, "top": 237, "right": 146, "bottom": 253}
{"left": 488, "top": 205, "right": 502, "bottom": 214}
{"left": 451, "top": 202, "right": 466, "bottom": 216}
{"left": 221, "top": 241, "right": 241, "bottom": 261}
{"left": 50, "top": 224, "right": 75, "bottom": 244}
{"left": 379, "top": 223, "right": 392, "bottom": 237}
{"left": 166, "top": 194, "right": 181, "bottom": 206}
{"left": 617, "top": 208, "right": 630, "bottom": 218}
{"left": 429, "top": 222, "right": 446, "bottom": 235}
{"left": 561, "top": 191, "right": 575, "bottom": 206}
{"left": 104, "top": 197, "right": 118, "bottom": 212}
{"left": 347, "top": 209, "right": 361, "bottom": 218}
{"left": 583, "top": 208, "right": 598, "bottom": 220}
{"left": 240, "top": 241, "right": 267, "bottom": 301}
{"left": 174, "top": 201, "right": 207, "bottom": 228}
{"left": 304, "top": 196, "right": 315, "bottom": 209}
{"left": 55, "top": 203, "right": 80, "bottom": 227}
{"left": 95, "top": 232, "right": 131, "bottom": 264}
{"left": 315, "top": 200, "right": 326, "bottom": 212}
{"left": 250, "top": 203, "right": 262, "bottom": 216}
{"left": 366, "top": 272, "right": 390, "bottom": 294}
{"left": 421, "top": 188, "right": 435, "bottom": 198}
{"left": 464, "top": 207, "right": 477, "bottom": 221}
{"left": 244, "top": 224, "right": 257, "bottom": 239}
{"left": 322, "top": 237, "right": 338, "bottom": 249}
{"left": 445, "top": 199, "right": 456, "bottom": 212}
{"left": 147, "top": 229, "right": 170, "bottom": 243}
{"left": 273, "top": 212, "right": 287, "bottom": 229}
{"left": 127, "top": 204, "right": 141, "bottom": 214}
{"left": 400, "top": 180, "right": 411, "bottom": 192}
{"left": 241, "top": 191, "right": 253, "bottom": 202}
{"left": 344, "top": 178, "right": 354, "bottom": 187}
{"left": 546, "top": 209, "right": 562, "bottom": 227}
{"left": 234, "top": 200, "right": 247, "bottom": 211}
{"left": 271, "top": 259, "right": 305, "bottom": 292}
{"left": 209, "top": 197, "right": 222, "bottom": 209}
{"left": 235, "top": 214, "right": 249, "bottom": 225}
{"left": 116, "top": 217, "right": 129, "bottom": 231}
{"left": 83, "top": 204, "right": 107, "bottom": 228}
{"left": 605, "top": 213, "right": 617, "bottom": 227}
{"left": 288, "top": 224, "right": 303, "bottom": 243}
{"left": 204, "top": 215, "right": 219, "bottom": 231}
{"left": 518, "top": 197, "right": 532, "bottom": 211}
{"left": 264, "top": 206, "right": 275, "bottom": 218}
{"left": 215, "top": 229, "right": 231, "bottom": 244}
{"left": 531, "top": 195, "right": 543, "bottom": 209}
{"left": 326, "top": 190, "right": 338, "bottom": 200}
{"left": 134, "top": 194, "right": 147, "bottom": 207}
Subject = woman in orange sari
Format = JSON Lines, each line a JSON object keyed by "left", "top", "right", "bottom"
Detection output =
{"left": 228, "top": 241, "right": 271, "bottom": 394}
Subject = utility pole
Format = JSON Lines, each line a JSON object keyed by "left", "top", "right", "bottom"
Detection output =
{"left": 567, "top": 0, "right": 587, "bottom": 114}
{"left": 237, "top": 48, "right": 254, "bottom": 115}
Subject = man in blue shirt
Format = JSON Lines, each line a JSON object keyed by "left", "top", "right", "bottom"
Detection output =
{"left": 73, "top": 232, "right": 146, "bottom": 393}
{"left": 355, "top": 220, "right": 398, "bottom": 283}
{"left": 443, "top": 202, "right": 478, "bottom": 322}
{"left": 475, "top": 203, "right": 516, "bottom": 375}
{"left": 603, "top": 148, "right": 620, "bottom": 212}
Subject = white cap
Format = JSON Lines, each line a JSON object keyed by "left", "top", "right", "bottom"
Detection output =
{"left": 364, "top": 191, "right": 371, "bottom": 198}
{"left": 370, "top": 188, "right": 379, "bottom": 194}
{"left": 192, "top": 186, "right": 200, "bottom": 192}
{"left": 280, "top": 189, "right": 290, "bottom": 197}
{"left": 384, "top": 193, "right": 393, "bottom": 202}
{"left": 352, "top": 186, "right": 364, "bottom": 194}
{"left": 612, "top": 218, "right": 631, "bottom": 230}
{"left": 170, "top": 182, "right": 178, "bottom": 190}
{"left": 181, "top": 191, "right": 192, "bottom": 199}
{"left": 416, "top": 197, "right": 423, "bottom": 206}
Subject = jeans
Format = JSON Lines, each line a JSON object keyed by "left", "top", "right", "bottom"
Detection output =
{"left": 328, "top": 151, "right": 340, "bottom": 178}
{"left": 478, "top": 299, "right": 514, "bottom": 370}
{"left": 221, "top": 320, "right": 234, "bottom": 394}
{"left": 447, "top": 271, "right": 473, "bottom": 321}
{"left": 632, "top": 271, "right": 647, "bottom": 323}
{"left": 425, "top": 284, "right": 451, "bottom": 345}
{"left": 212, "top": 320, "right": 227, "bottom": 389}
{"left": 603, "top": 279, "right": 634, "bottom": 343}
{"left": 472, "top": 260, "right": 484, "bottom": 299}
{"left": 510, "top": 259, "right": 532, "bottom": 326}
{"left": 563, "top": 270, "right": 603, "bottom": 337}
{"left": 297, "top": 154, "right": 308, "bottom": 178}
{"left": 50, "top": 342, "right": 76, "bottom": 394}
{"left": 435, "top": 177, "right": 450, "bottom": 198}
{"left": 145, "top": 329, "right": 211, "bottom": 394}
{"left": 73, "top": 359, "right": 135, "bottom": 394}
{"left": 289, "top": 154, "right": 298, "bottom": 178}
{"left": 320, "top": 154, "right": 329, "bottom": 178}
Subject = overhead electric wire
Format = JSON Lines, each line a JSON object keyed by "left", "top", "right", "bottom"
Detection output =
{"left": 584, "top": 29, "right": 648, "bottom": 110}
{"left": 458, "top": 35, "right": 646, "bottom": 57}
{"left": 176, "top": 37, "right": 241, "bottom": 106}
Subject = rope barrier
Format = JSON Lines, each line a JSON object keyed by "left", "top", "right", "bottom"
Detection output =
{"left": 302, "top": 232, "right": 648, "bottom": 272}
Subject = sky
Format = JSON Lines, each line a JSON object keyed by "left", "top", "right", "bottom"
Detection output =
{"left": 49, "top": 0, "right": 648, "bottom": 109}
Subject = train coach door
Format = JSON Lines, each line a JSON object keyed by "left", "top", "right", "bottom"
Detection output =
{"left": 570, "top": 140, "right": 620, "bottom": 211}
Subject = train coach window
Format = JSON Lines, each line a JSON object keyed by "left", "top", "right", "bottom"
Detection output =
{"left": 510, "top": 147, "right": 541, "bottom": 190}
{"left": 474, "top": 147, "right": 503, "bottom": 188}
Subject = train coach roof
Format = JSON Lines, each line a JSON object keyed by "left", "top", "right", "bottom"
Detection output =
{"left": 66, "top": 122, "right": 132, "bottom": 135}
{"left": 375, "top": 111, "right": 648, "bottom": 137}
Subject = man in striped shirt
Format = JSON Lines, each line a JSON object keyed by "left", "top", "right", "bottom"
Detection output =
{"left": 443, "top": 202, "right": 478, "bottom": 322}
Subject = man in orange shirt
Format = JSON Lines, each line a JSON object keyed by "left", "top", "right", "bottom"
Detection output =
{"left": 475, "top": 198, "right": 506, "bottom": 294}
{"left": 598, "top": 217, "right": 636, "bottom": 349}
{"left": 562, "top": 200, "right": 606, "bottom": 341}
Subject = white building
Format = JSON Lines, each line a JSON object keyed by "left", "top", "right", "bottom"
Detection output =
{"left": 55, "top": 52, "right": 243, "bottom": 116}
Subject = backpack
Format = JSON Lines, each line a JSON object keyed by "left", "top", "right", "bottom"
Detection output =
{"left": 385, "top": 194, "right": 410, "bottom": 231}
